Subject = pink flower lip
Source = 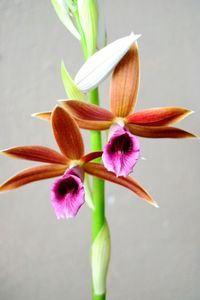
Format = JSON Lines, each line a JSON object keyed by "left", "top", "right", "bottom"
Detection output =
{"left": 102, "top": 124, "right": 140, "bottom": 177}
{"left": 51, "top": 167, "right": 84, "bottom": 219}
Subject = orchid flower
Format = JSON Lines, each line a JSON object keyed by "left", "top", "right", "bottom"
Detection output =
{"left": 34, "top": 42, "right": 196, "bottom": 177}
{"left": 0, "top": 106, "right": 157, "bottom": 219}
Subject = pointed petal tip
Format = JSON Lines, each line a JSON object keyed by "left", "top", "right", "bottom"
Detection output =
{"left": 152, "top": 201, "right": 159, "bottom": 208}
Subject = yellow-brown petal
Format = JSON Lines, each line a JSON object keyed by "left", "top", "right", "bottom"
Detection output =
{"left": 52, "top": 106, "right": 84, "bottom": 159}
{"left": 83, "top": 162, "right": 157, "bottom": 207}
{"left": 128, "top": 124, "right": 197, "bottom": 138}
{"left": 0, "top": 164, "right": 66, "bottom": 192}
{"left": 127, "top": 107, "right": 193, "bottom": 126}
{"left": 32, "top": 111, "right": 51, "bottom": 121}
{"left": 110, "top": 42, "right": 140, "bottom": 117}
{"left": 1, "top": 146, "right": 68, "bottom": 165}
{"left": 60, "top": 100, "right": 114, "bottom": 130}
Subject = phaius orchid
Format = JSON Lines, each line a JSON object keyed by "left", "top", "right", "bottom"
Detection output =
{"left": 34, "top": 42, "right": 196, "bottom": 177}
{"left": 0, "top": 106, "right": 157, "bottom": 219}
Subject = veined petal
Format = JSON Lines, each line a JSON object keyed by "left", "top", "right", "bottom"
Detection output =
{"left": 83, "top": 162, "right": 156, "bottom": 207}
{"left": 32, "top": 111, "right": 51, "bottom": 121}
{"left": 61, "top": 61, "right": 86, "bottom": 101}
{"left": 52, "top": 106, "right": 84, "bottom": 159}
{"left": 128, "top": 124, "right": 197, "bottom": 138}
{"left": 51, "top": 0, "right": 80, "bottom": 40}
{"left": 60, "top": 100, "right": 113, "bottom": 129}
{"left": 60, "top": 99, "right": 114, "bottom": 124}
{"left": 51, "top": 168, "right": 84, "bottom": 219}
{"left": 110, "top": 42, "right": 140, "bottom": 117}
{"left": 1, "top": 146, "right": 69, "bottom": 165}
{"left": 33, "top": 109, "right": 112, "bottom": 130}
{"left": 74, "top": 32, "right": 141, "bottom": 92}
{"left": 0, "top": 164, "right": 66, "bottom": 192}
{"left": 127, "top": 107, "right": 193, "bottom": 126}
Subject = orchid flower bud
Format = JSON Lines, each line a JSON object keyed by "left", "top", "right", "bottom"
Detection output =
{"left": 78, "top": 0, "right": 98, "bottom": 56}
{"left": 61, "top": 61, "right": 86, "bottom": 101}
{"left": 75, "top": 32, "right": 141, "bottom": 92}
{"left": 91, "top": 221, "right": 111, "bottom": 295}
{"left": 51, "top": 0, "right": 80, "bottom": 40}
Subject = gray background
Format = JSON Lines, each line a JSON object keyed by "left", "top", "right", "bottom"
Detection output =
{"left": 0, "top": 0, "right": 199, "bottom": 299}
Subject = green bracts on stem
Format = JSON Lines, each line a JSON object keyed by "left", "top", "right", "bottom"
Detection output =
{"left": 78, "top": 0, "right": 98, "bottom": 56}
{"left": 91, "top": 220, "right": 111, "bottom": 296}
{"left": 61, "top": 61, "right": 86, "bottom": 101}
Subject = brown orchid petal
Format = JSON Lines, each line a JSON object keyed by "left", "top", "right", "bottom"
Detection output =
{"left": 110, "top": 42, "right": 140, "bottom": 117}
{"left": 60, "top": 100, "right": 114, "bottom": 121}
{"left": 127, "top": 107, "right": 193, "bottom": 126}
{"left": 128, "top": 124, "right": 197, "bottom": 138}
{"left": 83, "top": 162, "right": 157, "bottom": 207}
{"left": 52, "top": 106, "right": 84, "bottom": 159}
{"left": 81, "top": 151, "right": 103, "bottom": 163}
{"left": 32, "top": 111, "right": 51, "bottom": 121}
{"left": 1, "top": 146, "right": 68, "bottom": 165}
{"left": 73, "top": 119, "right": 112, "bottom": 130}
{"left": 0, "top": 164, "right": 66, "bottom": 192}
{"left": 60, "top": 100, "right": 113, "bottom": 130}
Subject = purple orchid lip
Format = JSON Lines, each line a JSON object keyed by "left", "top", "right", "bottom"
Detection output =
{"left": 102, "top": 124, "right": 140, "bottom": 177}
{"left": 51, "top": 167, "right": 85, "bottom": 219}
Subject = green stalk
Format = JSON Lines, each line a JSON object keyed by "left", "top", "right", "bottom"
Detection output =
{"left": 76, "top": 8, "right": 107, "bottom": 299}
{"left": 89, "top": 89, "right": 105, "bottom": 242}
{"left": 92, "top": 293, "right": 105, "bottom": 300}
{"left": 89, "top": 89, "right": 106, "bottom": 300}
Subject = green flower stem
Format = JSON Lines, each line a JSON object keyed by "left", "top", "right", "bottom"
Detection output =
{"left": 92, "top": 293, "right": 105, "bottom": 300}
{"left": 89, "top": 88, "right": 105, "bottom": 242}
{"left": 89, "top": 89, "right": 106, "bottom": 300}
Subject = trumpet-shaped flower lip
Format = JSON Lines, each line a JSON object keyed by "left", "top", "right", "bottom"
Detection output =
{"left": 102, "top": 124, "right": 140, "bottom": 177}
{"left": 51, "top": 167, "right": 84, "bottom": 219}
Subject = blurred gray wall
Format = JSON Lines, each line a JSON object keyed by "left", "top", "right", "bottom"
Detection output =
{"left": 0, "top": 1, "right": 199, "bottom": 299}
